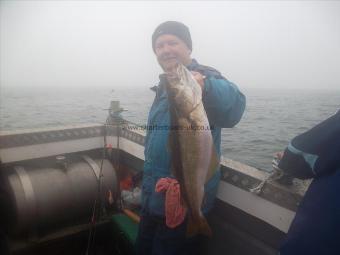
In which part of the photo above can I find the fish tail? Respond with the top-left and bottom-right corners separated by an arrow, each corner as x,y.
186,215 -> 212,237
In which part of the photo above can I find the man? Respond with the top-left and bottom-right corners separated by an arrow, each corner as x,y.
135,21 -> 246,255
277,110 -> 340,255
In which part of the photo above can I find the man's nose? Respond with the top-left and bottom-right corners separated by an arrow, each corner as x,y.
161,43 -> 173,54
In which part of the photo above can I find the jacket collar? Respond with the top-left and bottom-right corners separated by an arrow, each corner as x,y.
186,58 -> 199,71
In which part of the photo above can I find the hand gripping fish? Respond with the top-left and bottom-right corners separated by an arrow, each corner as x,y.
165,64 -> 220,237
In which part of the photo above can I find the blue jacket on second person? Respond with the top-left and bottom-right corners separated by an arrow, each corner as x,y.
279,110 -> 340,255
141,59 -> 246,216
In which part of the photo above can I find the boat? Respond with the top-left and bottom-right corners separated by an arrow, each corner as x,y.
0,101 -> 308,255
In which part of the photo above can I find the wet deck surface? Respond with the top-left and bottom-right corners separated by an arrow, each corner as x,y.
7,223 -> 134,255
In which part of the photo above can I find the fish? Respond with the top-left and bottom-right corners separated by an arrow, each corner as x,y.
165,64 -> 220,237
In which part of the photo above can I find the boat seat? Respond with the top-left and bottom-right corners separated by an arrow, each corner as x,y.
111,213 -> 139,254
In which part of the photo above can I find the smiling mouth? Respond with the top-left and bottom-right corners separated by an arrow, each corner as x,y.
161,56 -> 177,61
163,58 -> 178,64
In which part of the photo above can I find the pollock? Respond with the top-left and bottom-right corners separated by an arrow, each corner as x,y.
166,64 -> 219,237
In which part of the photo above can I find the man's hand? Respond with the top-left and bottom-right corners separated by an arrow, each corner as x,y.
272,151 -> 284,170
275,151 -> 284,160
272,151 -> 293,185
191,71 -> 206,90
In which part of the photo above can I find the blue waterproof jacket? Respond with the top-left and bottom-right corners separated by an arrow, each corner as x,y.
141,59 -> 246,216
279,110 -> 340,255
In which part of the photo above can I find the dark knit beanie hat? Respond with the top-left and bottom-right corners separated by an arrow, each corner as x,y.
152,21 -> 192,52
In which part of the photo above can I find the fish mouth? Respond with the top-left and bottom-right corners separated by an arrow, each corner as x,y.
159,57 -> 180,72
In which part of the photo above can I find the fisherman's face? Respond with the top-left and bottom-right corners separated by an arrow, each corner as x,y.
154,34 -> 192,72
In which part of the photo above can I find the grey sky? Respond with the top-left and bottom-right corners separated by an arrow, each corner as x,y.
1,1 -> 339,90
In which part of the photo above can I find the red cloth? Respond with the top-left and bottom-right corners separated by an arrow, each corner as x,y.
155,177 -> 187,228
120,175 -> 133,190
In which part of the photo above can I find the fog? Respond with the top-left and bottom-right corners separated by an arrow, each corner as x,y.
1,1 -> 340,90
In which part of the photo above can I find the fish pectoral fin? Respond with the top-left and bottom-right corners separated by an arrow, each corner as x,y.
186,215 -> 212,237
205,146 -> 219,183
